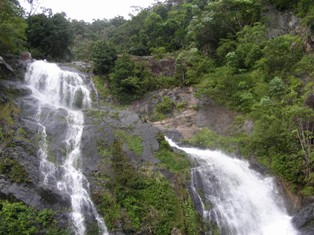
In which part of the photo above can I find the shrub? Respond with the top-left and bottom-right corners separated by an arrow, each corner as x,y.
92,40 -> 117,75
151,96 -> 175,121
0,201 -> 67,235
109,54 -> 151,103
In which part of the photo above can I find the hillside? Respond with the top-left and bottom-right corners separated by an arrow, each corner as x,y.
1,0 -> 314,234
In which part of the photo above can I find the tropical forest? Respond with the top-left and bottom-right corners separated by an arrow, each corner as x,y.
1,0 -> 314,234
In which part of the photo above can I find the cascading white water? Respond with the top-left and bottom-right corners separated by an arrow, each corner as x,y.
25,60 -> 108,235
166,137 -> 298,235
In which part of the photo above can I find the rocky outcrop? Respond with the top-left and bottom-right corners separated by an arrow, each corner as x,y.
81,107 -> 161,182
129,87 -> 240,140
263,6 -> 314,52
19,52 -> 32,61
0,59 -> 71,228
264,6 -> 301,39
292,203 -> 314,234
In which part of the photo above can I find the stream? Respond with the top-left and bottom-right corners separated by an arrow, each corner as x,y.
166,137 -> 298,235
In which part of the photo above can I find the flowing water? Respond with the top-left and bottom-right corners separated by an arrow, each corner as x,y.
166,137 -> 298,235
25,60 -> 108,235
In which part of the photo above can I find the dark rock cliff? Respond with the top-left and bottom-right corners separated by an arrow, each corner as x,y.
0,64 -> 71,227
0,57 -> 199,234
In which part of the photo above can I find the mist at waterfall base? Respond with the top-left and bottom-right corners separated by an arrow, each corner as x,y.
166,138 -> 298,235
24,60 -> 108,235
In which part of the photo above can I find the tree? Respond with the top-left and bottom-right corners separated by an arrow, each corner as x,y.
289,106 -> 314,178
92,40 -> 117,75
255,34 -> 303,77
0,0 -> 27,54
175,48 -> 213,85
187,0 -> 261,55
26,12 -> 73,60
109,54 -> 150,103
269,76 -> 285,98
217,23 -> 267,69
23,0 -> 42,17
109,9 -> 151,54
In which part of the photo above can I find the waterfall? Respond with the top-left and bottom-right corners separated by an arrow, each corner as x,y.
25,60 -> 108,235
166,137 -> 298,235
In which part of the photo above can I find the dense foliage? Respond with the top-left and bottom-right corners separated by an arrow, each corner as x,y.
0,201 -> 67,235
82,0 -> 314,198
0,0 -> 26,54
26,12 -> 73,60
2,0 -> 314,233
0,1 -> 73,60
109,54 -> 152,102
93,134 -> 199,234
92,40 -> 117,75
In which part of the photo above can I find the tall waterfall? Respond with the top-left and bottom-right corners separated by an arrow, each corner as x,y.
25,60 -> 108,235
166,138 -> 298,235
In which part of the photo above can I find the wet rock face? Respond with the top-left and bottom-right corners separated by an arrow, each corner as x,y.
0,68 -> 71,227
1,58 -> 164,233
292,203 -> 314,235
0,177 -> 70,210
81,108 -> 161,180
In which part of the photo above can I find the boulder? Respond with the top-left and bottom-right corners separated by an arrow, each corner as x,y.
19,52 -> 32,61
0,177 -> 70,210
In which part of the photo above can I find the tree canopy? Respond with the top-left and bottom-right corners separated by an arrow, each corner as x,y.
92,40 -> 117,75
0,0 -> 26,54
26,12 -> 73,60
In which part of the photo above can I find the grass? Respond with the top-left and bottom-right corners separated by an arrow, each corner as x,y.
150,96 -> 175,121
91,76 -> 110,105
0,102 -> 19,126
114,130 -> 143,156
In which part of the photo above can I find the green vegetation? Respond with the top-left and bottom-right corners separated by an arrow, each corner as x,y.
0,101 -> 24,146
186,128 -> 235,152
0,0 -> 26,54
109,54 -> 153,103
65,0 -> 313,199
94,140 -> 200,234
92,40 -> 117,75
151,96 -> 175,121
26,12 -> 73,61
2,0 -> 314,232
0,1 -> 72,60
0,158 -> 29,183
155,133 -> 191,173
0,102 -> 20,126
192,19 -> 314,194
92,76 -> 110,103
0,201 -> 68,235
114,130 -> 143,156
